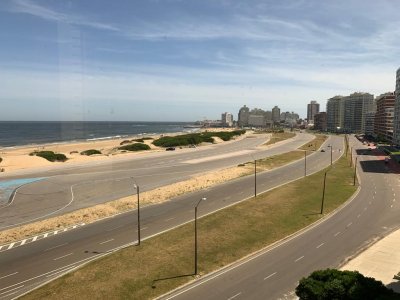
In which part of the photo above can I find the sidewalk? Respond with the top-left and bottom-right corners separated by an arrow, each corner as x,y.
341,229 -> 400,293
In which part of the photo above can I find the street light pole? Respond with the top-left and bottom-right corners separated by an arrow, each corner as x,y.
330,145 -> 333,165
133,183 -> 141,246
320,170 -> 328,214
254,159 -> 257,197
195,197 -> 206,275
353,156 -> 358,186
350,147 -> 353,167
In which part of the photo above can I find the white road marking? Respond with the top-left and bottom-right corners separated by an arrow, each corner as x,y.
20,239 -> 27,246
165,217 -> 175,222
264,272 -> 277,280
227,292 -> 242,300
7,243 -> 15,250
0,272 -> 18,280
106,225 -> 123,232
32,236 -> 38,242
0,284 -> 24,296
43,233 -> 49,238
347,222 -> 352,227
138,227 -> 148,231
44,243 -> 68,252
391,205 -> 393,208
334,232 -> 341,237
53,253 -> 73,261
357,214 -> 361,218
316,243 -> 324,249
46,267 -> 74,278
100,239 -> 114,245
294,256 -> 304,262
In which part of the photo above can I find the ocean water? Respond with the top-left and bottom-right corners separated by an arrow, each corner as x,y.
0,121 -> 194,148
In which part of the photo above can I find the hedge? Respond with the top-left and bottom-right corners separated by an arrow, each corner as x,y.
118,143 -> 151,152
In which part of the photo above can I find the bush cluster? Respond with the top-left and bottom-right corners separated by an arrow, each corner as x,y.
153,130 -> 245,147
0,157 -> 2,163
30,151 -> 68,162
118,143 -> 151,152
296,269 -> 399,300
80,149 -> 102,156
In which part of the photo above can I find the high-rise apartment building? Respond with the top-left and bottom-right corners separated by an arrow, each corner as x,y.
374,92 -> 395,142
364,112 -> 375,136
238,105 -> 250,127
326,96 -> 344,132
393,68 -> 400,145
272,106 -> 280,123
221,112 -> 233,127
314,112 -> 327,131
307,101 -> 320,124
343,92 -> 374,133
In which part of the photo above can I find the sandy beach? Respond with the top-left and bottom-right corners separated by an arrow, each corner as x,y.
0,128 -> 246,173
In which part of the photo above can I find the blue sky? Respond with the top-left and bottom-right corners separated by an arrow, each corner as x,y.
0,0 -> 399,121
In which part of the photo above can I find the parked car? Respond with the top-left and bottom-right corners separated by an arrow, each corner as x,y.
166,147 -> 176,151
320,149 -> 325,152
188,144 -> 196,148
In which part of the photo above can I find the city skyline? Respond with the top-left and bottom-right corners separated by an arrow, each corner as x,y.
0,0 -> 399,121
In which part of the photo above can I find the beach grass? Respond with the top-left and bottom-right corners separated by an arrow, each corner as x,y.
29,151 -> 68,162
118,143 -> 151,151
80,149 -> 102,156
22,154 -> 356,300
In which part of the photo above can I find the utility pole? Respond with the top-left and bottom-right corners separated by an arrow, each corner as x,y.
254,159 -> 257,197
320,171 -> 328,214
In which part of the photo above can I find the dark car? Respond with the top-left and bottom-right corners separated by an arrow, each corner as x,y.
320,149 -> 325,152
166,147 -> 176,151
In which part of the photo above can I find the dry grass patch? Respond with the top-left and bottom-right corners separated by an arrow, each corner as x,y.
23,155 -> 356,300
264,131 -> 296,146
299,134 -> 327,151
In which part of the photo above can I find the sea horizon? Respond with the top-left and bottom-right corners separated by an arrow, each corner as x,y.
0,121 -> 196,148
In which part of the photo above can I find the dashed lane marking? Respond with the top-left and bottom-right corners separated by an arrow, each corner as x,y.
44,243 -> 68,252
357,214 -> 361,218
53,253 -> 73,261
0,272 -> 18,280
99,239 -> 114,245
227,292 -> 241,300
334,231 -> 341,237
0,284 -> 24,296
165,217 -> 176,222
294,256 -> 304,262
0,223 -> 85,253
316,243 -> 324,249
264,272 -> 277,280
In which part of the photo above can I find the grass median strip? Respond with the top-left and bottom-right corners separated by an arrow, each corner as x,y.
263,131 -> 296,146
23,153 -> 356,300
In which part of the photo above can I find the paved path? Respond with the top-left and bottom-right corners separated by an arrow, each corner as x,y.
341,228 -> 400,293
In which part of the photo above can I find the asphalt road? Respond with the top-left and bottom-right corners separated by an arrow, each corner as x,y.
0,135 -> 343,299
0,133 -> 315,230
162,136 -> 400,300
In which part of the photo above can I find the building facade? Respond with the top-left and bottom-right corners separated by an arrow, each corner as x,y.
326,96 -> 344,132
272,106 -> 280,123
248,115 -> 266,127
221,112 -> 233,127
238,105 -> 250,127
314,112 -> 327,131
364,112 -> 375,136
343,92 -> 374,133
307,101 -> 320,125
374,92 -> 395,142
393,68 -> 400,145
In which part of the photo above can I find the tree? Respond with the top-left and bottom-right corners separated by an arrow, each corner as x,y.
296,269 -> 400,300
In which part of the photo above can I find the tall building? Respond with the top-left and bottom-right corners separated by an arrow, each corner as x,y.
307,101 -> 320,124
343,92 -> 374,133
248,115 -> 266,127
374,92 -> 395,142
272,106 -> 280,123
393,68 -> 400,145
221,112 -> 233,127
364,112 -> 375,136
314,112 -> 327,131
238,105 -> 249,127
326,96 -> 345,132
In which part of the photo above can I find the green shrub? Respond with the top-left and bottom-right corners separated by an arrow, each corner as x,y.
120,140 -> 131,145
0,157 -> 2,163
80,149 -> 101,156
152,130 -> 245,147
296,269 -> 399,300
141,137 -> 153,140
118,143 -> 151,152
133,138 -> 144,143
30,151 -> 68,162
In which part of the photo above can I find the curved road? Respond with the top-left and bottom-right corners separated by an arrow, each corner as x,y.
0,133 -> 314,230
162,136 -> 400,300
0,135 -> 343,299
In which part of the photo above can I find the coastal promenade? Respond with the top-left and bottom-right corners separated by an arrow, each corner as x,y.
0,134 -> 340,299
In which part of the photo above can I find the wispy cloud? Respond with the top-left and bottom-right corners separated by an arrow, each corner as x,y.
7,0 -> 119,31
